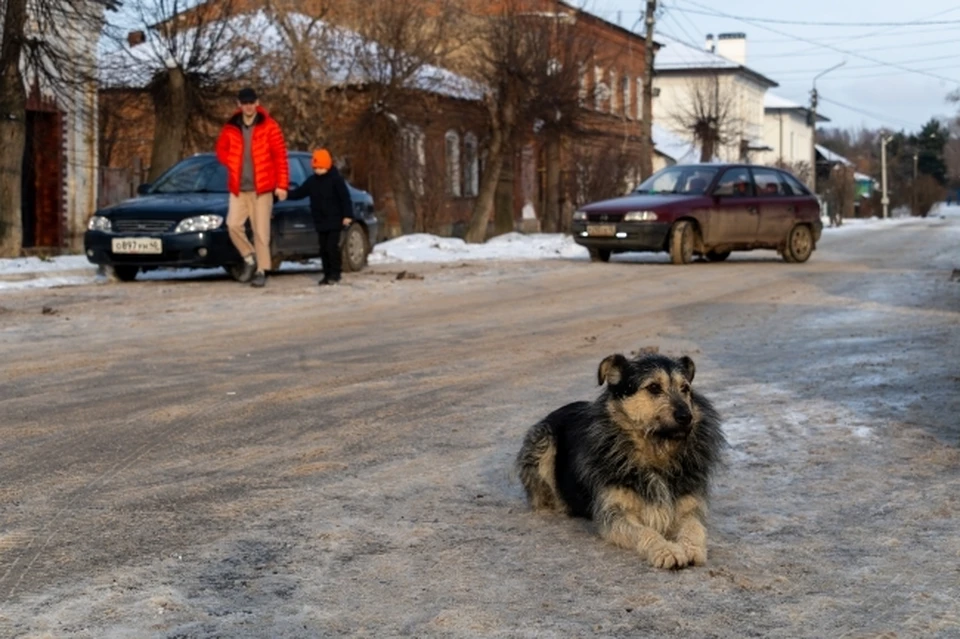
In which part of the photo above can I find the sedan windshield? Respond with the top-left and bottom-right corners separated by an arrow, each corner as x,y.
150,157 -> 229,194
633,166 -> 719,195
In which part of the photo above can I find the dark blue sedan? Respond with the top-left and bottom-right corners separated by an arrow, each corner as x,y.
84,151 -> 379,281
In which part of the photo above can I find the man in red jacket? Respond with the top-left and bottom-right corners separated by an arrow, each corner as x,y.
215,87 -> 289,287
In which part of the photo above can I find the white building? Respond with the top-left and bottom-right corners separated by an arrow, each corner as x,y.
760,93 -> 829,179
652,32 -> 777,163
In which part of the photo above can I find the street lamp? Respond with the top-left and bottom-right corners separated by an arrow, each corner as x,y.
810,61 -> 846,194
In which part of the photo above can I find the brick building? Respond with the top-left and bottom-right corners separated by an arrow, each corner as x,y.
99,0 -> 654,239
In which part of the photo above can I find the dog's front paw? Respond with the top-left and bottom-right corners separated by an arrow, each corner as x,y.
680,541 -> 707,566
647,542 -> 689,569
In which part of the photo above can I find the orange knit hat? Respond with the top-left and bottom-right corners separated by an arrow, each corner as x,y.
312,149 -> 333,170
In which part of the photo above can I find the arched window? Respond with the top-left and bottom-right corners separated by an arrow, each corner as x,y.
610,70 -> 619,113
402,125 -> 425,196
621,74 -> 631,118
636,77 -> 644,120
463,133 -> 479,197
445,130 -> 461,197
594,66 -> 608,111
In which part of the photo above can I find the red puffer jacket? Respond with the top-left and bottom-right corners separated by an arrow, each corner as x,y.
215,107 -> 289,195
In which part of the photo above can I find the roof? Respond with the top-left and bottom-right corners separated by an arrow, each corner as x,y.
764,93 -> 830,123
100,10 -> 484,101
653,33 -> 778,88
816,144 -> 854,167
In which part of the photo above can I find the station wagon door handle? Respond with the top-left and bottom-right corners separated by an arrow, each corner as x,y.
787,205 -> 797,213
747,206 -> 759,214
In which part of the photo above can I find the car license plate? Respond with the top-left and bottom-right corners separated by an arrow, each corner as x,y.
587,224 -> 616,237
111,237 -> 162,254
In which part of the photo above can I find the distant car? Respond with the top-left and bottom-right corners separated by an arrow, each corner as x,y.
84,151 -> 379,281
572,163 -> 822,264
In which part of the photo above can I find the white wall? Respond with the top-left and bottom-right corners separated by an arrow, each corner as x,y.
653,71 -> 770,163
760,109 -> 815,170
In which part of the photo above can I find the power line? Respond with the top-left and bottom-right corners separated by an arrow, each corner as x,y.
674,0 -> 960,86
750,5 -> 960,58
771,54 -> 960,76
673,6 -> 960,27
661,7 -> 700,52
774,64 -> 960,82
760,37 -> 960,59
666,0 -> 703,42
747,25 -> 960,43
818,96 -> 917,128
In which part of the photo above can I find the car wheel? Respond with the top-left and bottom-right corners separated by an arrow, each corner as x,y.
784,224 -> 814,263
669,221 -> 695,265
341,224 -> 369,273
706,250 -> 730,262
588,248 -> 611,263
112,265 -> 139,282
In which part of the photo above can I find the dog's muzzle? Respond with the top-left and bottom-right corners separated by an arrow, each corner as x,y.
654,407 -> 693,440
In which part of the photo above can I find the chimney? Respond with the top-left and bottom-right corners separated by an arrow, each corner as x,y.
716,32 -> 747,65
704,33 -> 715,53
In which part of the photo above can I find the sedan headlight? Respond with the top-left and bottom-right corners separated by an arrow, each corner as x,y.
87,215 -> 112,231
572,210 -> 587,221
174,215 -> 224,233
623,210 -> 658,222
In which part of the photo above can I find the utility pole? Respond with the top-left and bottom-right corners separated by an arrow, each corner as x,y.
810,61 -> 846,194
881,134 -> 891,219
640,0 -> 656,179
912,151 -> 919,215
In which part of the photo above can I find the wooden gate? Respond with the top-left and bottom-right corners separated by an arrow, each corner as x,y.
21,109 -> 64,249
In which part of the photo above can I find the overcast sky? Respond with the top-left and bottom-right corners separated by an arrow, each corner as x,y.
583,0 -> 960,133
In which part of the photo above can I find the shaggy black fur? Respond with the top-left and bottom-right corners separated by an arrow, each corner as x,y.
517,352 -> 726,568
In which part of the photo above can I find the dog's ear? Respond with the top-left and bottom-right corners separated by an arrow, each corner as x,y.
598,354 -> 629,386
678,355 -> 696,382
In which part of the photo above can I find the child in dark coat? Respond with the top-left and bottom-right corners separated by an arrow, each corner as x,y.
287,148 -> 355,285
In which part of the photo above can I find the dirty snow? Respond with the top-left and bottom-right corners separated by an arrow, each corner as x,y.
2,204 -> 958,292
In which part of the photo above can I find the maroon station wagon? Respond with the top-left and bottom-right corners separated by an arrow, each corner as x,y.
572,163 -> 823,264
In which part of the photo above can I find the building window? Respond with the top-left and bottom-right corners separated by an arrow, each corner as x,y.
445,130 -> 461,197
594,66 -> 608,112
610,70 -> 618,113
621,74 -> 631,118
463,133 -> 479,197
636,77 -> 644,120
578,64 -> 587,106
402,125 -> 425,196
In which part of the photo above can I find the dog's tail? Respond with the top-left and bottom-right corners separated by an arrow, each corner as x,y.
517,420 -> 562,512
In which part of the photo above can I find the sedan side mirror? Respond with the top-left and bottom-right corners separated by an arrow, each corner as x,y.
136,183 -> 151,196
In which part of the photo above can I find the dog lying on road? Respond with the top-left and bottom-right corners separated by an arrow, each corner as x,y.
517,352 -> 725,569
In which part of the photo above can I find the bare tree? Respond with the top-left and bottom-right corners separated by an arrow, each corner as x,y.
570,144 -> 634,208
347,0 -> 469,234
526,10 -> 598,234
101,0 -> 253,182
0,0 -> 114,255
463,0 -> 587,243
234,1 -> 338,151
775,159 -> 813,185
824,163 -> 854,227
669,74 -> 738,163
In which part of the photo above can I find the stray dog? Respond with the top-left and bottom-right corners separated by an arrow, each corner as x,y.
516,352 -> 725,569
